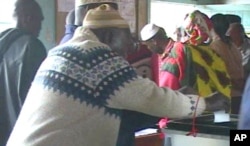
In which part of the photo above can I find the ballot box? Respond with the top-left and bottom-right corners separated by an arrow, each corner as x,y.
135,114 -> 238,146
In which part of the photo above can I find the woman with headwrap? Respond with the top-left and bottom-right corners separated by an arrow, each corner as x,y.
141,10 -> 232,102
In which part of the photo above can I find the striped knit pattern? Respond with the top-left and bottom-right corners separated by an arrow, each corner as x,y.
35,41 -> 137,117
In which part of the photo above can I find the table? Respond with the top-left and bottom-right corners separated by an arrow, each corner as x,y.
135,114 -> 238,146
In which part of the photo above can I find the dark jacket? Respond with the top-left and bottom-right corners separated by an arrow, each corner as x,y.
0,28 -> 47,145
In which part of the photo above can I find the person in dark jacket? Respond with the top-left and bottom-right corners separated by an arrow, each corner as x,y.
0,0 -> 47,145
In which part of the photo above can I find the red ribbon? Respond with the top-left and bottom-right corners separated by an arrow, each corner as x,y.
157,95 -> 201,138
158,117 -> 170,139
186,95 -> 201,137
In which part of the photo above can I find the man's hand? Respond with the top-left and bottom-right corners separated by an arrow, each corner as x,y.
204,92 -> 230,112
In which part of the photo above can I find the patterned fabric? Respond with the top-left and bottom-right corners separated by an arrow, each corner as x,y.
160,42 -> 232,98
190,44 -> 231,97
158,39 -> 180,88
210,37 -> 244,97
36,42 -> 136,116
183,10 -> 213,46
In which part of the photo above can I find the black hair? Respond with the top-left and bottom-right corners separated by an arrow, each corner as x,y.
210,13 -> 231,44
13,0 -> 40,19
225,14 -> 241,24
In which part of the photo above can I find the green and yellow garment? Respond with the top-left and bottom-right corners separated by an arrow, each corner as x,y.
160,42 -> 232,98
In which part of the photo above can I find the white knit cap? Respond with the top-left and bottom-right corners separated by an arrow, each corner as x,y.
75,0 -> 117,7
82,4 -> 129,29
140,23 -> 160,41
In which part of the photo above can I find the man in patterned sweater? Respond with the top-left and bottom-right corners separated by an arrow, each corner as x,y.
7,4 -> 229,146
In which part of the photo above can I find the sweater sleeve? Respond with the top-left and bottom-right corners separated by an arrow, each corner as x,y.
106,76 -> 206,119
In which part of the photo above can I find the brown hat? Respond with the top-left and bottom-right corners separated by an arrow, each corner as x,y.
82,4 -> 129,29
75,0 -> 117,7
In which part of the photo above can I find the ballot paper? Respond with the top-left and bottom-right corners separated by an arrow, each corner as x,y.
214,110 -> 230,123
135,128 -> 158,137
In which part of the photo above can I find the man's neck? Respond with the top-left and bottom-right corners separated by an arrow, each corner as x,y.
161,38 -> 174,59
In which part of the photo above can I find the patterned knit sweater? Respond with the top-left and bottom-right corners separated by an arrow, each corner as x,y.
7,28 -> 206,146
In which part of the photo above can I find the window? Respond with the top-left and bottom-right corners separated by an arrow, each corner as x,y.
0,1 -> 16,32
150,1 -> 196,41
150,1 -> 250,40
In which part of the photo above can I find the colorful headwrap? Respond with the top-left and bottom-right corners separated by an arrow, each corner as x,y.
183,10 -> 213,46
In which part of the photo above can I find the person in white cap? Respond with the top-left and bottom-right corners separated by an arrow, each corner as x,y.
7,4 -> 229,146
140,23 -> 176,86
140,24 -> 171,55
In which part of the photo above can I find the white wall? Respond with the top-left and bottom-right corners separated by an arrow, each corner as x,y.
0,0 -> 16,32
150,1 -> 196,40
